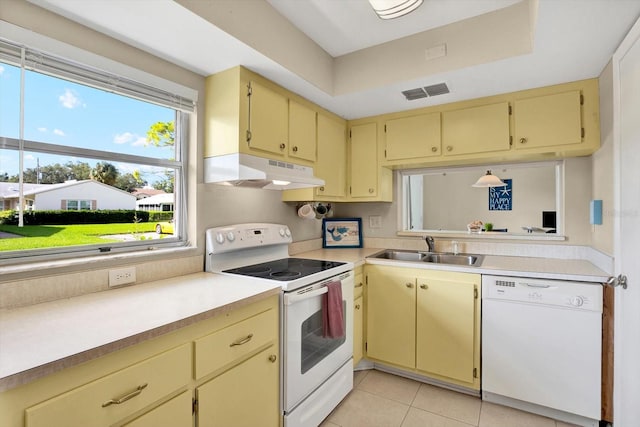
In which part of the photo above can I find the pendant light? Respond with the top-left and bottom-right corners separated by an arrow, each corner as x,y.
368,0 -> 424,20
472,170 -> 507,188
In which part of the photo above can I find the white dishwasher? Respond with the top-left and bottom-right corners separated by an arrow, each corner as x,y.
482,275 -> 602,427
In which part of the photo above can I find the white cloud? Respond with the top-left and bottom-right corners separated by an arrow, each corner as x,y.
53,129 -> 65,136
133,136 -> 149,147
24,154 -> 35,161
113,132 -> 134,144
59,89 -> 83,109
37,127 -> 48,132
0,65 -> 5,75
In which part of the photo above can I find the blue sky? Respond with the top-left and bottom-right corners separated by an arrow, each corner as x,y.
0,61 -> 175,183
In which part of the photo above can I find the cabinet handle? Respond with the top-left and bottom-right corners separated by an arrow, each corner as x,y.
369,188 -> 374,194
279,143 -> 286,150
102,383 -> 148,407
319,186 -> 325,192
268,354 -> 277,363
420,284 -> 428,290
446,146 -> 453,152
355,304 -> 361,310
355,282 -> 363,288
292,146 -> 298,152
519,137 -> 527,144
405,283 -> 414,288
230,333 -> 254,347
431,146 -> 437,152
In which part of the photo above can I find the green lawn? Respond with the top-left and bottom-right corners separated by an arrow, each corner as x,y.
0,223 -> 158,251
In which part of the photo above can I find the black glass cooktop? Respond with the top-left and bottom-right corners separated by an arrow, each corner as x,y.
223,258 -> 346,282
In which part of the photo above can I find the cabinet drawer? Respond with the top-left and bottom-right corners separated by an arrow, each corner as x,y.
25,344 -> 191,427
124,390 -> 192,427
194,307 -> 277,379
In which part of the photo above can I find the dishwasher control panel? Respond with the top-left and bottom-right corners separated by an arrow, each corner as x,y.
482,275 -> 603,312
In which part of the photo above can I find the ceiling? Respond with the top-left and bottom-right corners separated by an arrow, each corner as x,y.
28,0 -> 640,120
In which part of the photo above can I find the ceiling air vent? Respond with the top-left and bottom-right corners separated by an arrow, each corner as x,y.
402,83 -> 449,101
424,82 -> 449,96
401,88 -> 428,101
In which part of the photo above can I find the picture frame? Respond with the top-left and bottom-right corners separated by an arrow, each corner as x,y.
322,218 -> 363,248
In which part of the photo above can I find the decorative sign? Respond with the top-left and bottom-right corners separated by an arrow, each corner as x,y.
489,179 -> 512,211
322,218 -> 363,248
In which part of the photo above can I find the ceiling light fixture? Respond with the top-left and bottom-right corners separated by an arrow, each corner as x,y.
368,0 -> 424,20
472,170 -> 507,188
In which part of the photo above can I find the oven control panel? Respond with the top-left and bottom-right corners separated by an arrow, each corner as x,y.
206,223 -> 292,254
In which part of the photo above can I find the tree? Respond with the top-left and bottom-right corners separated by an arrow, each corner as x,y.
66,161 -> 92,181
153,170 -> 174,193
146,121 -> 174,147
115,173 -> 146,192
0,172 -> 8,182
91,162 -> 119,186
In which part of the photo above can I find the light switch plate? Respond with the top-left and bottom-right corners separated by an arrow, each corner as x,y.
369,215 -> 382,229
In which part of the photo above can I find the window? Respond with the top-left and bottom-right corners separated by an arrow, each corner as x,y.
0,38 -> 195,263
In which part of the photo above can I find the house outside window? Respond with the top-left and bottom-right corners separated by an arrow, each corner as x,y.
0,37 -> 195,264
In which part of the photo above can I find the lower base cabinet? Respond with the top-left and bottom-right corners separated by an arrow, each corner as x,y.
197,347 -> 280,427
0,294 -> 280,427
365,265 -> 481,390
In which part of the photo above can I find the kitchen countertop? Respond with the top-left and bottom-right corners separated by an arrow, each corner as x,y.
0,248 -> 609,392
0,272 -> 281,392
296,248 -> 610,283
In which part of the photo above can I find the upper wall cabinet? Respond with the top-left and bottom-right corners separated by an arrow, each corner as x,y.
513,90 -> 582,150
204,66 -> 318,167
369,78 -> 600,169
282,112 -> 347,202
442,102 -> 511,157
348,123 -> 393,202
247,80 -> 289,157
384,113 -> 441,161
288,100 -> 317,162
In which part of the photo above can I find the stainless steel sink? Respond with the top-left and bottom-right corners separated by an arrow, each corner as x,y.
371,250 -> 427,262
369,249 -> 483,266
422,253 -> 483,266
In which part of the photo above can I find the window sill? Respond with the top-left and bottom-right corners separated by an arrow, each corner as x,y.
397,230 -> 567,241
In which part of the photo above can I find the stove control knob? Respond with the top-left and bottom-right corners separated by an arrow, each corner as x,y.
279,228 -> 286,237
284,228 -> 291,237
216,233 -> 225,244
570,296 -> 584,307
226,232 -> 235,242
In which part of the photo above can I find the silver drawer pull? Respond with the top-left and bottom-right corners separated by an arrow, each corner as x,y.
102,383 -> 148,407
230,333 -> 254,347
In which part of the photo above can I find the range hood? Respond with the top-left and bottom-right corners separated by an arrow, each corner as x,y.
204,153 -> 325,190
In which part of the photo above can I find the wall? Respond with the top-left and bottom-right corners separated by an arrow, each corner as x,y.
592,61 -> 615,255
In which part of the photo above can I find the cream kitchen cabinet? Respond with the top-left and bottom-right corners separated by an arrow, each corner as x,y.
365,265 -> 481,390
348,123 -> 393,202
441,102 -> 511,157
353,265 -> 365,366
282,112 -> 347,201
383,113 -> 441,163
0,294 -> 280,427
205,65 -> 318,167
513,90 -> 583,150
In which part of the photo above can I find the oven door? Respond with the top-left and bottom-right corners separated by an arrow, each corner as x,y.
282,271 -> 354,412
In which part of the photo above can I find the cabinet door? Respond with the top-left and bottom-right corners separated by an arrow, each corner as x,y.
289,100 -> 317,162
197,346 -> 279,427
316,113 -> 347,197
442,102 -> 510,156
366,265 -> 416,369
248,81 -> 288,156
514,90 -> 582,149
350,123 -> 378,198
353,295 -> 364,366
416,275 -> 477,383
124,391 -> 192,427
385,113 -> 441,160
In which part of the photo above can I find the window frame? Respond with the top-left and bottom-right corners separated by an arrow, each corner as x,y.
0,36 -> 195,265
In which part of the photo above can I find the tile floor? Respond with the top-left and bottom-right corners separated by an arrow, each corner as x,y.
320,370 -> 580,427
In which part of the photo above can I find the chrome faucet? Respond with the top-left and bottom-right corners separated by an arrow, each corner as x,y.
425,235 -> 435,252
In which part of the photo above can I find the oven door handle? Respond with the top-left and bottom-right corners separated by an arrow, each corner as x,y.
284,287 -> 328,305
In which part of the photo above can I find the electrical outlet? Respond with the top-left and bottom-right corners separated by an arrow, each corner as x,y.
109,267 -> 136,287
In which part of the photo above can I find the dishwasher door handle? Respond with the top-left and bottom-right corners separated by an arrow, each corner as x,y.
524,283 -> 552,288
